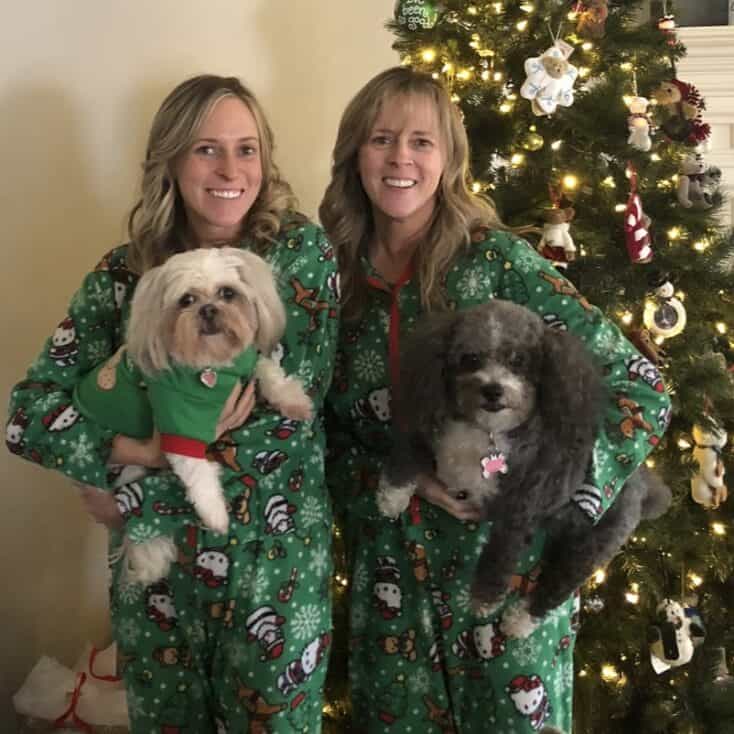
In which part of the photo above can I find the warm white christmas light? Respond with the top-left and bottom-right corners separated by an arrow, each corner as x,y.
712,522 -> 726,536
421,48 -> 437,62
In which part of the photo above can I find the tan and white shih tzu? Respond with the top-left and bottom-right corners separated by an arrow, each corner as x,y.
76,247 -> 311,584
377,299 -> 670,638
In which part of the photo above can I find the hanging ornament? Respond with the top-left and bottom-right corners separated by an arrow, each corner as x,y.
394,0 -> 439,31
576,0 -> 608,39
649,597 -> 706,674
626,73 -> 652,152
624,165 -> 653,263
651,79 -> 711,145
657,1 -> 678,45
583,594 -> 605,613
643,271 -> 687,339
677,152 -> 722,209
537,187 -> 576,268
521,37 -> 579,116
691,421 -> 729,509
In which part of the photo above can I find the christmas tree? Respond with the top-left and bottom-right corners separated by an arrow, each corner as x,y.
373,1 -> 734,732
324,1 -> 734,730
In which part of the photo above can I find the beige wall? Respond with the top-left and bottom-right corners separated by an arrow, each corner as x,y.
0,1 -> 396,727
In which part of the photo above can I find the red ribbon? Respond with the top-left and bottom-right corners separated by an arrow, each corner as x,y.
88,645 -> 121,683
53,672 -> 93,733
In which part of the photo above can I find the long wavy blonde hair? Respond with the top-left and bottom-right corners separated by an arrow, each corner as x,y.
127,75 -> 297,273
319,66 -> 505,321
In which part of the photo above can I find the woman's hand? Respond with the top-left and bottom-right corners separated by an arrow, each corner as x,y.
415,473 -> 481,522
215,379 -> 256,439
76,483 -> 124,531
110,431 -> 168,468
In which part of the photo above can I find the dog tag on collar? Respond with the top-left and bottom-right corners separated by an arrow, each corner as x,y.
200,368 -> 218,388
481,451 -> 508,478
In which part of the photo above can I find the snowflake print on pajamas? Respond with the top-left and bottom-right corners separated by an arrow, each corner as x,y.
511,636 -> 542,666
292,603 -> 323,640
352,560 -> 370,593
67,432 -> 96,468
407,667 -> 431,694
117,579 -> 144,606
456,265 -> 492,299
300,495 -> 326,528
127,523 -> 163,544
85,339 -> 111,365
308,546 -> 330,576
353,349 -> 386,382
505,243 -> 541,274
117,618 -> 142,646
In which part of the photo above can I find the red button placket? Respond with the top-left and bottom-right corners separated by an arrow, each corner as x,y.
366,261 -> 422,525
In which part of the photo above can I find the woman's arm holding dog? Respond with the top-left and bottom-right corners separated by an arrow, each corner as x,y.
492,232 -> 671,521
6,248 -> 132,489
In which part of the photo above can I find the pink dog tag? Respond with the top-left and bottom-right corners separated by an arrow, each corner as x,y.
481,451 -> 508,478
200,368 -> 217,388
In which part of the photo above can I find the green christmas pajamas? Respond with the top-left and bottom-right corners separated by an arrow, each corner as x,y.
325,229 -> 671,733
7,217 -> 339,733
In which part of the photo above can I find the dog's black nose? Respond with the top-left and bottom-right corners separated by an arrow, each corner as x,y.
481,382 -> 504,403
199,303 -> 218,321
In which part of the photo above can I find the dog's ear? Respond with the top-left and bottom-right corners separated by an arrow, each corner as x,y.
395,312 -> 456,432
126,264 -> 171,376
231,250 -> 286,355
537,327 -> 606,491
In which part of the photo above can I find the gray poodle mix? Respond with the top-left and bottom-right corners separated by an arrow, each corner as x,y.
378,299 -> 670,638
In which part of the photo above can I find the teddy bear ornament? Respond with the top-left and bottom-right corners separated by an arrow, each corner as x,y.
678,152 -> 721,209
537,205 -> 576,268
521,40 -> 579,116
691,421 -> 728,509
626,96 -> 652,152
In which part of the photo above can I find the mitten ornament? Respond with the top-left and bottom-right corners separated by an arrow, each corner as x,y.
576,0 -> 608,39
625,168 -> 653,263
652,79 -> 710,145
691,422 -> 728,509
643,271 -> 686,339
394,0 -> 438,30
521,40 -> 578,116
626,96 -> 652,152
537,205 -> 576,268
649,598 -> 705,674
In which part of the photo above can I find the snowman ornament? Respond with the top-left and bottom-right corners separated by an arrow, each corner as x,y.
643,272 -> 686,339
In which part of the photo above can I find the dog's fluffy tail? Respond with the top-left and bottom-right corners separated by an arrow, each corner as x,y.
122,535 -> 178,586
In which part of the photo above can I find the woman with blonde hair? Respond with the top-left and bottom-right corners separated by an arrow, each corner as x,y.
321,66 -> 669,732
8,74 -> 338,732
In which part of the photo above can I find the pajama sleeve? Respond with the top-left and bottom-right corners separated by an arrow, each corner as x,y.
5,247 -> 131,489
487,230 -> 671,521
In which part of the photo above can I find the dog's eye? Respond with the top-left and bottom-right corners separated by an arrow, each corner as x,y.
459,353 -> 482,372
509,352 -> 525,370
178,293 -> 196,308
218,287 -> 237,301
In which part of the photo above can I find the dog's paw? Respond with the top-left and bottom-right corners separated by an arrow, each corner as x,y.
273,380 -> 313,421
195,499 -> 230,535
280,396 -> 313,422
125,536 -> 177,585
500,599 -> 540,639
376,478 -> 415,519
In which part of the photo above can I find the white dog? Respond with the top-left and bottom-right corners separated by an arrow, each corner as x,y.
76,247 -> 311,584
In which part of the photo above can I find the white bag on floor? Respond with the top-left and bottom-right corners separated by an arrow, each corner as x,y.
14,642 -> 129,733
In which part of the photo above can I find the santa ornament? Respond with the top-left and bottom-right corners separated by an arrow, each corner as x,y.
624,167 -> 653,263
537,199 -> 576,269
520,39 -> 579,116
691,421 -> 728,509
643,271 -> 686,339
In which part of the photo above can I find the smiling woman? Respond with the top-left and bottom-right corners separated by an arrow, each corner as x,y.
6,74 -> 339,733
175,96 -> 263,246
